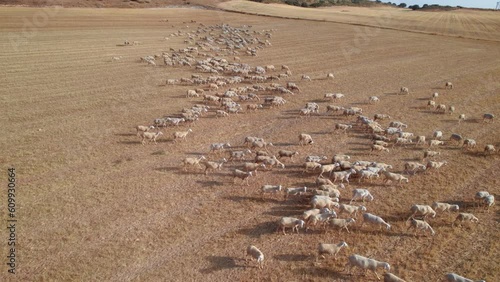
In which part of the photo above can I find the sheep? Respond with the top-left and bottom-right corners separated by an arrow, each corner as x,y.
448,105 -> 456,114
261,184 -> 282,196
475,191 -> 490,206
186,89 -> 199,98
326,105 -> 345,114
407,204 -> 436,221
370,144 -> 390,154
285,186 -> 307,198
415,135 -> 426,146
484,144 -> 496,155
436,104 -> 447,113
404,161 -> 426,175
432,92 -> 439,100
311,197 -> 339,210
306,155 -> 328,163
307,210 -> 337,231
215,110 -> 229,118
251,140 -> 273,151
372,134 -> 391,142
243,136 -> 264,146
136,125 -> 155,136
350,189 -> 374,204
429,140 -> 445,147
229,149 -> 252,162
203,158 -> 227,175
233,169 -> 253,186
383,171 -> 408,185
445,81 -> 454,89
458,114 -> 466,123
483,195 -> 495,210
427,100 -> 436,108
335,123 -> 353,134
325,93 -> 344,100
318,241 -> 348,260
445,273 -> 486,282
301,74 -> 312,81
431,202 -> 459,214
332,169 -> 356,184
453,213 -> 479,227
407,218 -> 435,236
369,96 -> 380,104
423,150 -> 441,160
433,130 -> 443,140
263,156 -> 285,170
278,150 -> 299,162
277,217 -> 305,235
181,155 -> 206,171
246,104 -> 263,111
328,218 -> 356,233
318,163 -> 340,177
462,139 -> 477,150
483,113 -> 494,123
389,121 -> 408,129
243,162 -> 266,175
246,245 -> 264,269
374,113 -> 391,121
140,131 -> 163,145
315,186 -> 341,198
303,208 -> 331,221
345,254 -> 390,280
339,204 -> 367,217
400,87 -> 409,95
361,213 -> 391,231
166,78 -> 178,85
298,133 -> 314,146
383,273 -> 407,282
210,142 -> 231,154
173,128 -> 193,142
426,160 -> 447,173
450,133 -> 463,145
358,170 -> 380,183
286,82 -> 300,92
394,137 -> 413,147
327,73 -> 335,79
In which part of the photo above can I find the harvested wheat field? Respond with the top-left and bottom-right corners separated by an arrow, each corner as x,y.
1,3 -> 499,282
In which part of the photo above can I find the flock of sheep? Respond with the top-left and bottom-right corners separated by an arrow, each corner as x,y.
127,22 -> 496,282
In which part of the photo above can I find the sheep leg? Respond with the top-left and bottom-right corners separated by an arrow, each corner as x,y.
372,269 -> 381,280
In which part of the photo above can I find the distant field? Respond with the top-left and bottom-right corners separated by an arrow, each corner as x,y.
219,1 -> 500,41
1,5 -> 499,282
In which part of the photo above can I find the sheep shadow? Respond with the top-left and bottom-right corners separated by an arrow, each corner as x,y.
224,195 -> 282,204
237,221 -> 276,238
118,140 -> 142,145
273,254 -> 310,262
293,267 -> 350,279
196,180 -> 226,187
199,256 -> 245,274
153,166 -> 180,173
115,133 -> 136,137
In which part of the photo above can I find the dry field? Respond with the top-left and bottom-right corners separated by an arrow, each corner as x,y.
1,5 -> 499,282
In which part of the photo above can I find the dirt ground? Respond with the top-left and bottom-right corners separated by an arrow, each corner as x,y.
0,4 -> 499,282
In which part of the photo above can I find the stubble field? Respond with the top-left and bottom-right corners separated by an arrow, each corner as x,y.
1,4 -> 499,282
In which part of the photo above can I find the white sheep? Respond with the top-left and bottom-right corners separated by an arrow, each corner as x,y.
299,133 -> 314,146
311,196 -> 339,210
429,140 -> 445,147
285,186 -> 307,198
327,73 -> 335,79
173,128 -> 193,142
278,150 -> 299,162
307,210 -> 337,231
140,131 -> 163,145
426,160 -> 447,173
303,162 -> 322,173
423,150 -> 441,160
301,74 -> 312,81
484,144 -> 496,155
384,273 -> 407,282
243,162 -> 266,175
432,92 -> 439,100
358,170 -> 380,183
350,189 -> 374,204
408,204 -> 436,221
370,144 -> 390,154
339,204 -> 367,217
243,136 -> 264,146
400,87 -> 409,95
335,123 -> 353,134
303,208 -> 330,221
318,241 -> 348,260
404,161 -> 426,175
407,218 -> 435,236
332,169 -> 356,184
345,254 -> 390,280
383,171 -> 408,185
203,158 -> 227,175
445,273 -> 486,282
436,104 -> 447,113
229,149 -> 252,162
261,184 -> 282,195
458,114 -> 466,123
316,176 -> 335,186
433,130 -> 443,140
462,139 -> 477,150
277,217 -> 305,235
483,195 -> 495,211
427,100 -> 436,108
246,245 -> 264,269
373,113 -> 391,121
251,140 -> 273,151
306,155 -> 328,163
475,191 -> 490,206
369,96 -> 380,104
210,142 -> 231,153
233,169 -> 252,186
445,81 -> 453,89
181,155 -> 206,171
361,213 -> 391,231
328,218 -> 356,233
318,163 -> 340,177
431,202 -> 459,214
136,125 -> 155,135
453,213 -> 479,227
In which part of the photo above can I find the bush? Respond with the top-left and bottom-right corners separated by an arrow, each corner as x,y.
409,4 -> 420,10
398,3 -> 406,8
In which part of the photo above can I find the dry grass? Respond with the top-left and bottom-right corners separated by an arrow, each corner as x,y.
1,5 -> 499,282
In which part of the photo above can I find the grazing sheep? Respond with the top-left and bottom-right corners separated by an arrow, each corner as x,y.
483,195 -> 495,210
408,204 -> 436,221
325,93 -> 345,100
423,150 -> 441,160
415,135 -> 426,146
327,73 -> 335,79
328,218 -> 356,233
383,171 -> 409,185
407,218 -> 435,236
350,189 -> 374,204
484,144 -> 496,155
445,82 -> 453,89
345,254 -> 390,280
361,213 -> 391,231
450,133 -> 463,145
261,184 -> 282,196
339,204 -> 367,217
243,136 -> 264,147
299,133 -> 314,146
400,87 -> 409,95
453,213 -> 479,227
311,196 -> 339,210
458,114 -> 466,123
370,144 -> 390,154
462,139 -> 477,150
140,131 -> 163,145
277,217 -> 305,235
181,155 -> 206,171
374,113 -> 391,121
307,210 -> 337,231
429,140 -> 445,147
326,105 -> 345,114
246,245 -> 264,269
301,74 -> 312,81
303,208 -> 330,221
335,123 -> 353,134
243,162 -> 266,175
475,191 -> 490,206
427,100 -> 436,108
445,273 -> 485,282
448,105 -> 456,114
483,113 -> 494,123
203,158 -> 227,175
173,128 -> 193,142
433,130 -> 443,140
233,169 -> 252,186
432,92 -> 439,100
404,161 -> 426,175
369,96 -> 380,104
318,241 -> 348,260
384,273 -> 407,282
251,140 -> 273,151
436,104 -> 447,113
432,202 -> 459,214
426,160 -> 447,173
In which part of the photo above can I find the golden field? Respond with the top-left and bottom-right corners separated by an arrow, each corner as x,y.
0,3 -> 499,281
